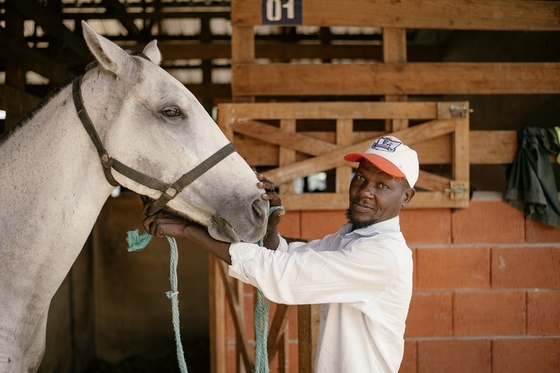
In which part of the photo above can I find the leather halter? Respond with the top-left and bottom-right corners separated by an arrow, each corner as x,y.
72,74 -> 236,215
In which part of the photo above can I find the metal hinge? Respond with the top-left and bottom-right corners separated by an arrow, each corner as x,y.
449,103 -> 470,118
444,181 -> 469,199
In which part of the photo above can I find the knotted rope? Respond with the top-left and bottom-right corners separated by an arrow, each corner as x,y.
125,204 -> 285,373
126,231 -> 189,373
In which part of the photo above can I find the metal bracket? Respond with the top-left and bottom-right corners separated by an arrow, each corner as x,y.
449,103 -> 469,118
444,181 -> 469,199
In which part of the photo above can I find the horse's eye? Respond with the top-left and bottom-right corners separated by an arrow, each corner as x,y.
162,106 -> 182,118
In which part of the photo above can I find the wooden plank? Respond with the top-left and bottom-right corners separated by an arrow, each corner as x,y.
219,102 -> 438,120
280,119 -> 297,194
232,62 -> 560,96
217,261 -> 254,372
416,171 -> 453,192
232,0 -> 560,31
336,119 -> 353,194
297,305 -> 320,373
232,25 -> 255,103
262,119 -> 457,184
233,120 -> 339,156
279,191 -> 469,210
267,304 -> 292,362
209,256 -> 227,373
383,27 -> 409,132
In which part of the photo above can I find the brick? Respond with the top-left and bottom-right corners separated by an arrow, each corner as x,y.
400,208 -> 451,244
415,247 -> 490,290
417,339 -> 491,373
278,210 -> 301,238
526,218 -> 560,243
527,291 -> 560,334
300,210 -> 347,240
454,291 -> 526,335
493,338 -> 560,373
405,292 -> 452,337
399,340 -> 417,373
451,200 -> 525,243
492,246 -> 560,289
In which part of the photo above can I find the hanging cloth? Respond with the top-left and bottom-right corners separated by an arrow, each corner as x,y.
504,127 -> 560,227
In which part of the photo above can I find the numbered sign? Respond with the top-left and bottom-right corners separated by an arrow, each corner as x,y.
262,0 -> 302,25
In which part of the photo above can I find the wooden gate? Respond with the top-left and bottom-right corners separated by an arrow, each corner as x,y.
210,100 -> 470,373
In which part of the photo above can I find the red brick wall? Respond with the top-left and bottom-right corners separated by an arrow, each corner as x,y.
225,195 -> 560,373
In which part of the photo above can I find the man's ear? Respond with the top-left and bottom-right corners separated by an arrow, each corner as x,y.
401,188 -> 416,208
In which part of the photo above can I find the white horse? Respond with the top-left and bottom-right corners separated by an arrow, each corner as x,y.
0,21 -> 268,373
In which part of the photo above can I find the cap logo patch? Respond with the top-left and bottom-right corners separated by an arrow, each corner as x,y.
372,137 -> 402,153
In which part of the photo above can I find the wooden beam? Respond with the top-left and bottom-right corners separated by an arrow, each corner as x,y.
0,27 -> 73,84
101,0 -> 141,36
232,62 -> 560,96
279,190 -> 469,210
0,84 -> 41,125
220,101 -> 438,120
267,304 -> 292,362
232,0 -> 560,31
8,0 -> 90,61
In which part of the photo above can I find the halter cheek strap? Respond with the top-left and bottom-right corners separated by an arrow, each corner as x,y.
72,74 -> 236,215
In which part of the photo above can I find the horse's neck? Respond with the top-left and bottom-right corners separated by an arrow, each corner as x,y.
0,82 -> 114,278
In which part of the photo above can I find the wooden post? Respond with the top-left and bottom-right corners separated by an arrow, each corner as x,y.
297,304 -> 320,373
383,27 -> 408,132
209,255 -> 227,373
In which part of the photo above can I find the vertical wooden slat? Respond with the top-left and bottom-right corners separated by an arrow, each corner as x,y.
280,119 -> 297,195
232,25 -> 255,103
298,304 -> 320,373
453,107 -> 470,184
209,255 -> 227,373
336,118 -> 354,194
235,279 -> 246,373
383,27 -> 409,132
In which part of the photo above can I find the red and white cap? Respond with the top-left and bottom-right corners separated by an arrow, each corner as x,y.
344,136 -> 419,187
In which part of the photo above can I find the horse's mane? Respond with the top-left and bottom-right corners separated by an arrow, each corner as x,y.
0,75 -> 75,146
0,49 -> 150,146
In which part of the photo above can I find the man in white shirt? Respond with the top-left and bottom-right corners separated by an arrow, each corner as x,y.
143,136 -> 418,373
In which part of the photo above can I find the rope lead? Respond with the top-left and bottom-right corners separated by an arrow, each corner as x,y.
125,204 -> 285,373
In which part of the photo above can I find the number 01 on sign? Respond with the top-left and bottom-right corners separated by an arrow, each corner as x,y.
262,0 -> 302,25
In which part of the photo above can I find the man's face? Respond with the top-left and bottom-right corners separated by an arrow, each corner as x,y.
347,160 -> 415,230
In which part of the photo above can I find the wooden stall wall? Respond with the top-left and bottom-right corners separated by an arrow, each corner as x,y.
211,1 -> 560,373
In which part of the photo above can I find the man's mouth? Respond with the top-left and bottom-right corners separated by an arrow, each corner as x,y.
352,201 -> 375,213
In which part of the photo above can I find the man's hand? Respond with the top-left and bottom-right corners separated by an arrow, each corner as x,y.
257,173 -> 284,249
142,209 -> 199,239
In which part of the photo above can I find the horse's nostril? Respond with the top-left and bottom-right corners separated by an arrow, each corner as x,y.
252,199 -> 268,221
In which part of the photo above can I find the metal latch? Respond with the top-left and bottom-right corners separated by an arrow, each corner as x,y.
449,103 -> 469,118
444,181 -> 469,199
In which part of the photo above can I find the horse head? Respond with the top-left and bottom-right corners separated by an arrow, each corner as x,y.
80,21 -> 268,243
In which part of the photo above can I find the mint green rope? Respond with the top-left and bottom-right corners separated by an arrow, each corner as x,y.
254,205 -> 285,373
126,230 -> 188,373
125,204 -> 285,373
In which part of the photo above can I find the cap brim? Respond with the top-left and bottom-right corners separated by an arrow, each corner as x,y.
344,153 -> 406,178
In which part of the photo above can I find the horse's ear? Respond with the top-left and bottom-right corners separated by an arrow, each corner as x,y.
81,20 -> 133,76
143,40 -> 162,65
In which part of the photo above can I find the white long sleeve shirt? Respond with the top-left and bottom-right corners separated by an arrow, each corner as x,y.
228,216 -> 413,373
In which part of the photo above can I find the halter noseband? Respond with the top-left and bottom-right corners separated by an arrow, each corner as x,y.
72,74 -> 236,216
